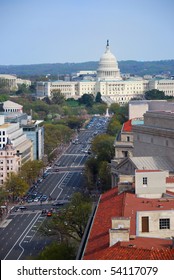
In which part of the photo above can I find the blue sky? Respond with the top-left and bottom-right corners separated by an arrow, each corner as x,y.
0,0 -> 174,65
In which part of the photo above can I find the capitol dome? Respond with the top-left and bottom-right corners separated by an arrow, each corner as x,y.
97,40 -> 121,81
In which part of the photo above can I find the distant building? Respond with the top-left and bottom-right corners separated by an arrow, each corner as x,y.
0,74 -> 18,91
113,119 -> 144,164
21,119 -> 44,160
0,100 -> 44,161
129,99 -> 174,119
2,100 -> 23,113
0,74 -> 31,91
0,138 -> 20,186
0,115 -> 33,186
36,41 -> 174,105
133,110 -> 174,161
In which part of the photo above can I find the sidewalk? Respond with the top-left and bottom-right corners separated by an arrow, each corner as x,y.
0,202 -> 18,227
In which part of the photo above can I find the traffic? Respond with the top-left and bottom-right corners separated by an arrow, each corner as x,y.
0,116 -> 109,259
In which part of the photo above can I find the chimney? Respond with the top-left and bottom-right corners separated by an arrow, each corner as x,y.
109,217 -> 131,247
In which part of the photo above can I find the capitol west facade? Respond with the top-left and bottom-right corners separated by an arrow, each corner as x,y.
36,41 -> 174,104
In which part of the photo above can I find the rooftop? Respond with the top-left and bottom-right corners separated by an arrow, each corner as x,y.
83,187 -> 174,260
122,119 -> 144,132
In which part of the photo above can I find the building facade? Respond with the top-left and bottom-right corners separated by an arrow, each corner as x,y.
0,100 -> 44,161
133,110 -> 174,161
0,74 -> 31,91
21,120 -> 44,160
36,41 -> 174,104
0,116 -> 33,185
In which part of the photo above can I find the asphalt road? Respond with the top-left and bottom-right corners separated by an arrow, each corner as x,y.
0,116 -> 109,260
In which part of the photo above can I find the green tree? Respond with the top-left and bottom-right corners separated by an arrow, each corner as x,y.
20,160 -> 44,185
0,94 -> 8,102
66,116 -> 83,129
4,173 -> 28,201
91,134 -> 115,162
107,118 -> 122,136
40,192 -> 92,242
15,84 -> 30,95
109,103 -> 120,114
84,157 -> 98,190
88,103 -> 107,115
44,123 -> 72,156
35,241 -> 76,260
145,89 -> 166,100
95,92 -> 102,103
78,94 -> 94,107
98,161 -> 111,191
52,90 -> 65,105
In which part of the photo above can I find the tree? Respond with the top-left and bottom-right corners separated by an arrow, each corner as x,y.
4,173 -> 28,201
107,118 -> 122,136
109,103 -> 120,114
66,116 -> 83,129
20,160 -> 44,185
84,157 -> 98,190
78,94 -> 94,107
15,84 -> 30,95
40,192 -> 92,242
52,90 -> 65,105
35,241 -> 76,260
98,161 -> 111,191
144,89 -> 166,100
91,134 -> 115,162
95,92 -> 102,103
88,103 -> 107,115
44,123 -> 72,156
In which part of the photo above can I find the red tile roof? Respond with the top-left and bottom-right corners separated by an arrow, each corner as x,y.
122,119 -> 132,132
84,243 -> 174,260
83,187 -> 174,260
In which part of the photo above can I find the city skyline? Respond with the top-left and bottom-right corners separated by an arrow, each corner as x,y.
0,0 -> 174,65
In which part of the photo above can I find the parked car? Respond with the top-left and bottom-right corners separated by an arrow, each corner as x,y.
40,195 -> 47,202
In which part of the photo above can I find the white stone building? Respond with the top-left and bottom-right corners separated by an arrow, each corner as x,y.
0,74 -> 31,91
36,41 -> 174,104
0,115 -> 33,185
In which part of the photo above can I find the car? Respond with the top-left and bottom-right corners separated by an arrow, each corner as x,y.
41,209 -> 46,214
43,173 -> 49,179
52,201 -> 64,206
19,206 -> 27,210
26,198 -> 33,203
34,197 -> 40,202
47,211 -> 52,217
37,178 -> 43,183
40,195 -> 47,202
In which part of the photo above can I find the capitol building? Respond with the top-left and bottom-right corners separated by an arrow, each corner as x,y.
36,41 -> 174,105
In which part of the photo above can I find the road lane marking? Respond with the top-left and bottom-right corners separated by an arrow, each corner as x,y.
4,212 -> 40,260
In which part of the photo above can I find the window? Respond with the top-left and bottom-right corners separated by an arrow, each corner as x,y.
143,177 -> 147,186
159,218 -> 170,229
127,136 -> 130,142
